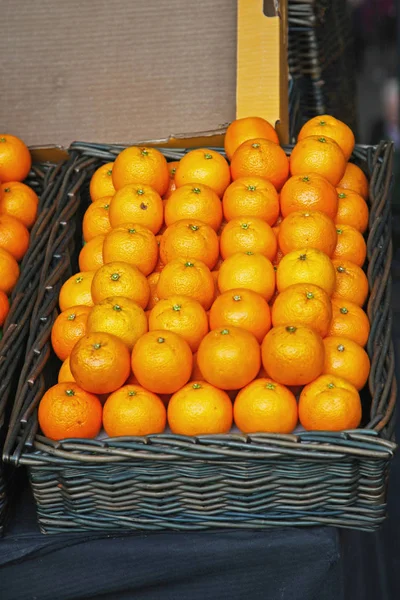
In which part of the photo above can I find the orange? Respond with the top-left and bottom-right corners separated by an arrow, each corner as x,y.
131,330 -> 193,394
163,161 -> 180,199
337,162 -> 369,200
197,326 -> 260,390
89,162 -> 116,201
70,331 -> 131,394
147,272 -> 160,310
59,271 -> 95,311
297,115 -> 355,160
112,146 -> 169,196
230,138 -> 289,191
175,148 -> 230,197
168,382 -> 233,435
0,214 -> 30,260
335,188 -> 369,233
261,325 -> 325,386
280,173 -> 338,220
58,356 -> 75,383
328,298 -> 370,347
0,290 -> 9,326
209,288 -> 271,343
149,295 -> 208,352
0,134 -> 31,183
299,374 -> 361,430
86,296 -> 148,350
332,259 -> 368,307
234,378 -> 298,434
278,211 -> 337,257
332,224 -> 367,267
271,283 -> 332,338
38,382 -> 102,441
82,197 -> 112,242
51,305 -> 91,361
157,258 -> 215,310
218,252 -> 275,301
0,182 -> 38,229
91,261 -> 150,308
224,116 -> 279,161
103,385 -> 166,436
323,336 -> 370,390
276,248 -> 336,296
103,223 -> 158,275
109,183 -> 163,234
0,247 -> 19,295
290,136 -> 346,186
160,219 -> 219,269
222,176 -> 280,225
164,184 -> 222,232
190,352 -> 205,382
78,235 -> 105,272
220,216 -> 277,261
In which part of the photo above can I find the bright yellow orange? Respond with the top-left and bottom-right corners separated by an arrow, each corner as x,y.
175,148 -> 231,197
38,382 -> 102,441
51,305 -> 91,361
163,161 -> 179,199
335,188 -> 369,233
224,117 -> 279,161
230,138 -> 289,191
146,272 -> 160,310
0,181 -> 38,229
70,331 -> 131,394
157,257 -> 215,310
0,214 -> 30,260
323,336 -> 370,390
59,271 -> 95,311
78,235 -> 105,272
298,115 -> 355,160
299,374 -> 362,430
0,134 -> 31,182
261,325 -> 325,386
222,176 -> 280,225
218,252 -> 275,301
89,163 -> 116,201
149,295 -> 208,352
332,224 -> 367,266
198,326 -> 260,390
337,163 -> 369,200
160,219 -> 219,269
271,283 -> 332,337
234,378 -> 298,433
91,261 -> 150,308
209,288 -> 271,343
276,248 -> 336,296
109,183 -> 163,234
220,216 -> 277,261
131,330 -> 193,394
112,146 -> 169,196
328,298 -> 370,347
278,211 -> 337,257
82,197 -> 112,242
168,382 -> 233,435
280,173 -> 338,220
103,223 -> 158,275
164,184 -> 222,232
58,356 -> 75,383
103,385 -> 166,436
332,259 -> 368,307
290,136 -> 346,185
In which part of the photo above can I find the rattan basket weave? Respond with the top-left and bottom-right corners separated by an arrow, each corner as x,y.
3,142 -> 397,533
0,160 -> 61,534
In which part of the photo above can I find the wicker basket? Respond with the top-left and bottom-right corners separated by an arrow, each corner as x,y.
0,159 -> 63,534
3,142 -> 396,533
288,0 -> 357,130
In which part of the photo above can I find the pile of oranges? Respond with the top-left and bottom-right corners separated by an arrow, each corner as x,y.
39,115 -> 371,442
0,134 -> 38,330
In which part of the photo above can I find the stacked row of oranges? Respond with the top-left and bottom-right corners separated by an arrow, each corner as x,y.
39,115 -> 371,441
0,134 -> 39,328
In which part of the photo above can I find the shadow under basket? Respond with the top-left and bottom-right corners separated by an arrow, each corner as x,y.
3,142 -> 397,533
